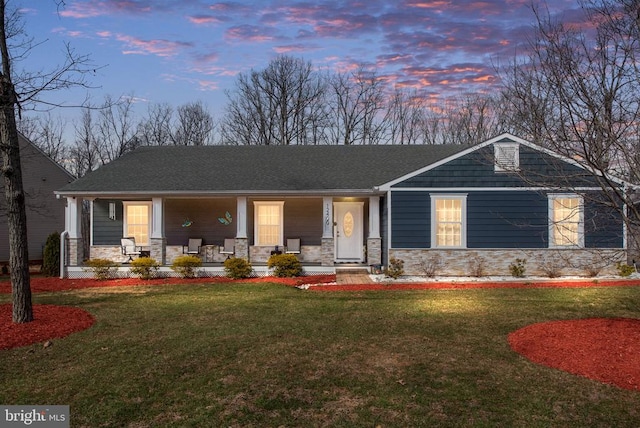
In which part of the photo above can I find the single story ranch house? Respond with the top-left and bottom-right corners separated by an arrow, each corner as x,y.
55,133 -> 627,278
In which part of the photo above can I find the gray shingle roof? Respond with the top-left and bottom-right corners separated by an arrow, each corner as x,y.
57,144 -> 468,195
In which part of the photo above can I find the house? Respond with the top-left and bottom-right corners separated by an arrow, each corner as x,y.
55,133 -> 626,278
0,133 -> 74,264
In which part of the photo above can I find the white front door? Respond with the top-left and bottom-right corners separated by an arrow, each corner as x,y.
334,202 -> 364,262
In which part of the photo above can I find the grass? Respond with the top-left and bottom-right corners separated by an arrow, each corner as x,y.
1,282 -> 640,427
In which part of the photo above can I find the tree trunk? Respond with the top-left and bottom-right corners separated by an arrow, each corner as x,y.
0,0 -> 32,323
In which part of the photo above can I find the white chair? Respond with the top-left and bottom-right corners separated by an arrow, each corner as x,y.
285,238 -> 301,255
121,237 -> 142,262
183,238 -> 202,255
220,238 -> 235,258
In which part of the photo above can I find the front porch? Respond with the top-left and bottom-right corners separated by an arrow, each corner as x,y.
61,195 -> 384,278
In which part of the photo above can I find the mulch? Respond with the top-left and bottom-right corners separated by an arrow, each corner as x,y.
1,275 -> 640,392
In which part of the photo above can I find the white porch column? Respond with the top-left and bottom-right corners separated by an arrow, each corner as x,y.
151,197 -> 164,239
321,197 -> 334,266
369,196 -> 381,239
236,197 -> 247,238
236,197 -> 249,259
65,197 -> 83,265
150,197 -> 166,263
322,197 -> 333,238
367,195 -> 382,267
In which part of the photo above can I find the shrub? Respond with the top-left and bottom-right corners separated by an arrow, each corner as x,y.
539,256 -> 562,278
509,258 -> 527,278
224,257 -> 253,279
616,262 -> 635,277
267,253 -> 303,277
42,231 -> 60,277
171,255 -> 202,278
385,257 -> 404,279
420,254 -> 442,277
469,255 -> 487,277
84,258 -> 119,280
130,257 -> 160,280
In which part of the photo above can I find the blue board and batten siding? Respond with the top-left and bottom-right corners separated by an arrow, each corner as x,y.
389,142 -> 623,250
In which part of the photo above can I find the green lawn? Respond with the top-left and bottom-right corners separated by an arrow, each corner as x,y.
1,283 -> 640,427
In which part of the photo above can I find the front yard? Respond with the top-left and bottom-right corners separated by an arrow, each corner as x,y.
1,281 -> 639,426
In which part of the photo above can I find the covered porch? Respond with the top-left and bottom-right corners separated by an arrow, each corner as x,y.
61,195 -> 383,278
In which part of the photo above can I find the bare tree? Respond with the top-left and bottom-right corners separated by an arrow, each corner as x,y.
69,107 -> 99,178
96,95 -> 139,163
17,113 -> 68,163
328,66 -> 386,145
383,88 -> 426,145
0,1 -> 95,323
174,100 -> 214,146
137,102 -> 175,146
498,0 -> 640,254
221,55 -> 326,145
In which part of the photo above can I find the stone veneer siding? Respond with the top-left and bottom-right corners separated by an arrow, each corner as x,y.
389,248 -> 626,277
249,245 -> 321,263
321,238 -> 334,266
150,238 -> 166,264
68,238 -> 84,266
367,238 -> 381,266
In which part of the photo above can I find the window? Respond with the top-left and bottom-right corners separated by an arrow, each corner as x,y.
123,202 -> 152,246
431,195 -> 467,248
549,194 -> 583,247
254,201 -> 284,246
494,143 -> 519,172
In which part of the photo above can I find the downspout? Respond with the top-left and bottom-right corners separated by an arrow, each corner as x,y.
59,230 -> 68,279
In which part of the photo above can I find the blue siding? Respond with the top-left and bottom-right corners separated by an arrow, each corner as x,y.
393,146 -> 599,189
467,192 -> 548,248
93,200 -> 123,245
391,192 -> 430,248
390,190 -> 624,249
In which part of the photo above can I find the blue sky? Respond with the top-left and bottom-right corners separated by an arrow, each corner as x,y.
19,0 -> 582,123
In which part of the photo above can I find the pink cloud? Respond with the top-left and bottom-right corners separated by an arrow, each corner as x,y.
115,34 -> 193,57
188,15 -> 225,25
60,0 -> 152,18
225,25 -> 279,43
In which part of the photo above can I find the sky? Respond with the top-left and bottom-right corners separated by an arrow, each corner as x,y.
18,0 -> 583,127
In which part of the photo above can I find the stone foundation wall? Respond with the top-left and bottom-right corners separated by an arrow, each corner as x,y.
249,245 -> 321,263
68,238 -> 84,266
389,248 -> 626,277
90,246 -> 126,263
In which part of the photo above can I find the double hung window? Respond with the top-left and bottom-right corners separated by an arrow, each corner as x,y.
431,195 -> 467,248
549,194 -> 583,247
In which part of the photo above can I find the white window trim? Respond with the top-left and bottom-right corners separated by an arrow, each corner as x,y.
548,194 -> 584,248
430,194 -> 467,249
494,143 -> 520,172
253,201 -> 285,247
122,201 -> 152,246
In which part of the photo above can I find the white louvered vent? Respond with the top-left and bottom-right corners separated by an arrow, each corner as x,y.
494,143 -> 519,172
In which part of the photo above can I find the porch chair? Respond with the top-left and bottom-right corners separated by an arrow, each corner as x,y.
183,238 -> 203,255
220,238 -> 235,259
285,238 -> 301,255
121,237 -> 142,262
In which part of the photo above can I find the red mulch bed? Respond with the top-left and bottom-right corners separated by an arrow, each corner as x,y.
509,318 -> 640,391
2,275 -> 640,392
0,304 -> 95,350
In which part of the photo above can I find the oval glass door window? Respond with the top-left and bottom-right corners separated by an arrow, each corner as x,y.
343,211 -> 354,237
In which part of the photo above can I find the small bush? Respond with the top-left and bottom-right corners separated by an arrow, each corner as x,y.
469,255 -> 487,277
224,257 -> 253,279
420,254 -> 442,277
267,253 -> 303,277
130,257 -> 160,280
616,262 -> 635,277
539,256 -> 562,278
385,257 -> 404,279
171,255 -> 202,278
84,258 -> 119,280
509,258 -> 526,278
42,231 -> 60,277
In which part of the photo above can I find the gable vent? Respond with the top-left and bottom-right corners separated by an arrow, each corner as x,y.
494,143 -> 519,172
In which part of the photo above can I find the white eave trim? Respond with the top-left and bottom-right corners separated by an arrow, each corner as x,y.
54,188 -> 386,199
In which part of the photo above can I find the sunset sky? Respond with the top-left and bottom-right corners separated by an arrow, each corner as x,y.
20,0 -> 582,122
